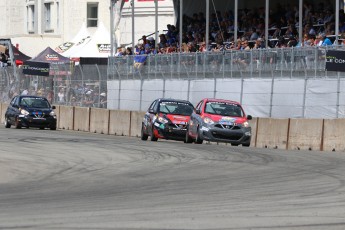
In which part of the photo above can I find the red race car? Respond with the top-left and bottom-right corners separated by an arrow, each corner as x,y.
186,98 -> 252,146
141,98 -> 194,142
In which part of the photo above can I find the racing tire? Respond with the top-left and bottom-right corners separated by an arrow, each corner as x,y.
39,127 -> 45,130
242,143 -> 250,147
15,117 -> 22,129
185,127 -> 193,143
141,124 -> 148,141
231,143 -> 239,146
150,126 -> 158,142
50,126 -> 57,130
5,117 -> 11,128
195,127 -> 203,144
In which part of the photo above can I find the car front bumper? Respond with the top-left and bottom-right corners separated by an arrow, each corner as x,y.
18,115 -> 57,128
154,122 -> 187,141
199,125 -> 251,145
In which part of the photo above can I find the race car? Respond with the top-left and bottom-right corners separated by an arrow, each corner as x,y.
4,95 -> 57,130
141,98 -> 194,142
185,98 -> 252,146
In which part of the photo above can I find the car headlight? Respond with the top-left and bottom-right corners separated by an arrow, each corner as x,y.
158,116 -> 168,124
20,109 -> 29,115
49,111 -> 56,117
243,121 -> 250,128
203,117 -> 214,124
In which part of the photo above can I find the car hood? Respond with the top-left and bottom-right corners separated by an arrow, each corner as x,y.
22,107 -> 53,114
204,114 -> 247,124
164,114 -> 190,124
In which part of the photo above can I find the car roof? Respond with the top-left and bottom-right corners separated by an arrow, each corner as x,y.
157,98 -> 193,104
19,95 -> 47,99
203,98 -> 241,105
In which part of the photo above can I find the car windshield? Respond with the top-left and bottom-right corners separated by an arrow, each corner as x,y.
20,97 -> 50,108
159,101 -> 193,116
205,102 -> 243,117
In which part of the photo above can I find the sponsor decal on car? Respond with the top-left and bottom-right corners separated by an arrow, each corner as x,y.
219,117 -> 236,125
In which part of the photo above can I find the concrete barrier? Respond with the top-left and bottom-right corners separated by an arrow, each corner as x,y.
74,107 -> 90,132
90,108 -> 109,134
288,118 -> 323,151
323,118 -> 345,152
109,110 -> 131,136
53,105 -> 60,129
130,111 -> 146,137
249,117 -> 258,147
1,103 -> 9,124
256,118 -> 289,149
59,106 -> 74,130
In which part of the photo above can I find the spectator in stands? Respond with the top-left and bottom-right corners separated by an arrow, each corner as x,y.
321,34 -> 333,46
249,27 -> 259,41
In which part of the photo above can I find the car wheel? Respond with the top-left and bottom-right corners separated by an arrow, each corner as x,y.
39,127 -> 45,130
5,117 -> 11,128
150,126 -> 158,142
50,126 -> 57,130
141,124 -> 148,141
242,143 -> 250,147
231,143 -> 239,146
195,126 -> 203,144
15,117 -> 22,129
185,126 -> 193,143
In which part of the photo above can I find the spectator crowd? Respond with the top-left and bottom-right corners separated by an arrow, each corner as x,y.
115,1 -> 345,57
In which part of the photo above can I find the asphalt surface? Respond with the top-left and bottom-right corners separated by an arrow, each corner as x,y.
1,126 -> 345,230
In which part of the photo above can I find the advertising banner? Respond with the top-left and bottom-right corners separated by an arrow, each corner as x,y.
22,61 -> 50,76
325,50 -> 345,72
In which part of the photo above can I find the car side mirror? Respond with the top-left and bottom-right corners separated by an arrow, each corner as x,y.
247,115 -> 252,120
52,105 -> 56,109
196,109 -> 201,114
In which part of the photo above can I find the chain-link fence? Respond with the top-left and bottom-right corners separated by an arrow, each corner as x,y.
0,63 -> 108,108
107,46 -> 339,80
1,45 -> 344,108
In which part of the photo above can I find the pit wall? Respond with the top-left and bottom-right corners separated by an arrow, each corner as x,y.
1,103 -> 345,152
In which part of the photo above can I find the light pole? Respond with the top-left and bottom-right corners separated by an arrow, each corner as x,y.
110,0 -> 115,57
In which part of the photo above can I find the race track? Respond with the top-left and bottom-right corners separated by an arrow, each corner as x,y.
1,126 -> 345,230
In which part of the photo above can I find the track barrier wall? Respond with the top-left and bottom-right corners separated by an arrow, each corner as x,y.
59,106 -> 74,130
1,102 -> 345,152
90,108 -> 110,135
256,118 -> 289,150
288,119 -> 324,151
74,107 -> 90,132
109,110 -> 131,136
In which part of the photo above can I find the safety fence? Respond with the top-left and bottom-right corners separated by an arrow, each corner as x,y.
1,46 -> 345,109
0,64 -> 108,108
107,46 -> 343,80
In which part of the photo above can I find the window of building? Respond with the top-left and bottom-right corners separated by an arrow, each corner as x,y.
27,4 -> 35,33
44,3 -> 52,32
87,3 -> 98,27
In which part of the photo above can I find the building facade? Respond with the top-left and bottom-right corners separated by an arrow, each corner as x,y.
0,0 -> 175,57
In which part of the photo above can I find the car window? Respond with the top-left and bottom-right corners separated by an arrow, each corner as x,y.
196,100 -> 204,112
149,100 -> 156,111
20,97 -> 50,108
159,101 -> 193,116
205,102 -> 243,117
10,96 -> 17,106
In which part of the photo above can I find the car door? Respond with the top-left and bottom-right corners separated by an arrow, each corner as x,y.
6,96 -> 20,124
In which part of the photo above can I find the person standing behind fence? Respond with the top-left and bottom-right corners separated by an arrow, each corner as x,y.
57,88 -> 65,104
